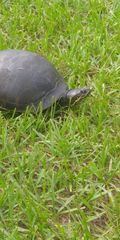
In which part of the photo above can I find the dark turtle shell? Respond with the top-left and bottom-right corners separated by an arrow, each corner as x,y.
0,50 -> 67,111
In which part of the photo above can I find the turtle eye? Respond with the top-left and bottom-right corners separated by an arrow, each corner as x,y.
81,88 -> 90,95
81,89 -> 86,94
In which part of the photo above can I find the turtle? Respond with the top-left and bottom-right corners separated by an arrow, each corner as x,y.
0,49 -> 90,112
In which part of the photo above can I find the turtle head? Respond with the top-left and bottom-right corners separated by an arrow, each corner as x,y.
61,86 -> 91,105
67,87 -> 90,102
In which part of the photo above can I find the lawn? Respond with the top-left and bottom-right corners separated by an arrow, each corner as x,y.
0,1 -> 120,239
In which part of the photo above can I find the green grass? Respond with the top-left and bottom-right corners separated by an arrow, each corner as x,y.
0,0 -> 120,239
